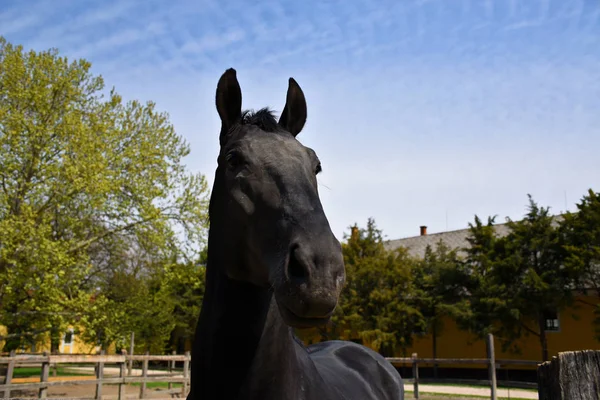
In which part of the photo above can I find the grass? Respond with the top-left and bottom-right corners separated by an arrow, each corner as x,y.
13,366 -> 93,378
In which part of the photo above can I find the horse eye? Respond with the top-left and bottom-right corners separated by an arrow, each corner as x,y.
225,152 -> 240,169
315,163 -> 322,175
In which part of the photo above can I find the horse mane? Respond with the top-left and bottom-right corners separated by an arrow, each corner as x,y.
241,107 -> 281,133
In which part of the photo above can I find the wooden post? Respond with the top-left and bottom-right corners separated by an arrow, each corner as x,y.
39,351 -> 50,399
538,350 -> 600,399
95,350 -> 105,400
118,350 -> 127,400
168,350 -> 176,391
140,351 -> 149,399
3,350 -> 15,400
128,332 -> 134,376
486,333 -> 498,400
411,353 -> 419,400
182,351 -> 190,397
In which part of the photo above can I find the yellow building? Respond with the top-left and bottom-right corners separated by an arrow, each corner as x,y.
401,294 -> 599,366
379,223 -> 600,366
0,325 -> 111,355
299,222 -> 600,371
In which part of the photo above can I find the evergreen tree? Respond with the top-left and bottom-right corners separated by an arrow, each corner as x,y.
458,196 -> 575,361
560,189 -> 600,339
413,240 -> 466,374
334,219 -> 423,356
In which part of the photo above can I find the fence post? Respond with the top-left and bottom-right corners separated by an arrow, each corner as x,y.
538,350 -> 600,399
411,353 -> 419,400
182,351 -> 190,397
95,350 -> 105,400
486,333 -> 498,400
140,351 -> 149,399
3,350 -> 15,400
118,350 -> 127,400
128,332 -> 134,376
39,351 -> 50,399
168,350 -> 176,391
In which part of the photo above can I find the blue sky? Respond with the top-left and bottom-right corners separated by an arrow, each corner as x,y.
2,0 -> 599,241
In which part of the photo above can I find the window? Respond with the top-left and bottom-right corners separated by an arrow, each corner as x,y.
544,310 -> 560,332
63,329 -> 74,344
412,323 -> 428,336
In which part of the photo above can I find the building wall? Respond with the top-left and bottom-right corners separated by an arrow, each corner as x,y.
407,295 -> 599,369
297,294 -> 600,369
1,325 -> 114,355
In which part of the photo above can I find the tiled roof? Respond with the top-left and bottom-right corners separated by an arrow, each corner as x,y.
383,216 -> 563,259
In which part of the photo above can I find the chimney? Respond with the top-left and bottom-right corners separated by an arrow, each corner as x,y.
350,226 -> 359,241
420,226 -> 427,236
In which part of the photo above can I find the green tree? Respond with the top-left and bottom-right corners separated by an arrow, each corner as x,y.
458,196 -> 575,361
452,215 -> 503,339
0,37 -> 209,351
561,189 -> 600,294
165,255 -> 206,350
334,219 -> 423,356
560,189 -> 600,338
78,243 -> 207,354
413,240 -> 467,375
78,273 -> 137,352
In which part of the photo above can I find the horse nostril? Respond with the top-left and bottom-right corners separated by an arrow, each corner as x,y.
288,247 -> 308,283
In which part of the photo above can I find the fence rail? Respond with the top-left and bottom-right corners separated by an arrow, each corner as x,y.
0,350 -> 190,400
0,335 -> 543,400
387,357 -> 540,366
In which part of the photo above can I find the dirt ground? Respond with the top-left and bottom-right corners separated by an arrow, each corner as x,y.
4,385 -> 481,400
7,383 -> 185,399
3,385 -> 521,400
5,382 -> 536,400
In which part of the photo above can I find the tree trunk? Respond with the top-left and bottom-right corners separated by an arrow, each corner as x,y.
432,321 -> 438,379
379,343 -> 393,357
538,316 -> 549,361
50,327 -> 61,354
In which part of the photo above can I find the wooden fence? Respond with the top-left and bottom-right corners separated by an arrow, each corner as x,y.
537,350 -> 600,400
0,350 -> 190,400
7,335 -> 596,400
387,356 -> 539,400
0,349 -> 538,400
385,333 -> 539,400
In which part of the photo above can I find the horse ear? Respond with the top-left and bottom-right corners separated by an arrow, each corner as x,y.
278,78 -> 307,137
216,68 -> 242,144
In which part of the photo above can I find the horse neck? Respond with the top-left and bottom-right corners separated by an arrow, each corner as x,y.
189,230 -> 306,399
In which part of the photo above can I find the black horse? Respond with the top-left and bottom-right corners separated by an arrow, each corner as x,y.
188,68 -> 404,400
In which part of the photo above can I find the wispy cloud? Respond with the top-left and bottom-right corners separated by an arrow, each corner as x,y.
0,13 -> 42,36
3,0 -> 600,239
180,29 -> 245,55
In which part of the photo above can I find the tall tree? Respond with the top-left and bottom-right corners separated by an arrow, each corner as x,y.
561,189 -> 600,294
413,240 -> 466,374
165,255 -> 206,350
560,189 -> 600,338
453,215 -> 504,340
334,219 -> 423,356
0,37 -> 209,350
458,196 -> 575,361
500,195 -> 573,361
